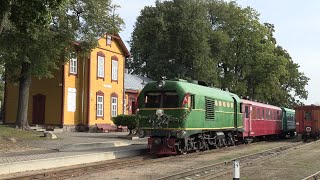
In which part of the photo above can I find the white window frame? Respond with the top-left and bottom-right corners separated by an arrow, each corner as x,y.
97,95 -> 104,117
107,35 -> 112,46
97,55 -> 105,78
112,60 -> 118,81
70,57 -> 77,74
111,97 -> 118,117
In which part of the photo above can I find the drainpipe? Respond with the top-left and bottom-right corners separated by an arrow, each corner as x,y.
123,56 -> 126,115
81,54 -> 86,125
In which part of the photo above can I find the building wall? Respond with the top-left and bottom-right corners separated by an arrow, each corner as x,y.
5,70 -> 63,125
63,54 -> 89,126
87,35 -> 125,125
5,34 -> 126,127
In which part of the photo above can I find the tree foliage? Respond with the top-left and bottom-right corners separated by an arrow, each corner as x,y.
129,0 -> 309,107
0,0 -> 124,129
129,0 -> 217,83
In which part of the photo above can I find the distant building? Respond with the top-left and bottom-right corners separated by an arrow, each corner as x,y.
4,34 -> 130,131
124,73 -> 152,115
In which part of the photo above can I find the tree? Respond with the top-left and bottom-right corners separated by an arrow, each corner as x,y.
128,0 -> 217,83
0,0 -> 124,129
129,0 -> 309,107
207,0 -> 309,107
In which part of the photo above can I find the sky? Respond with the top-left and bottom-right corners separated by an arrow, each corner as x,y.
113,0 -> 320,105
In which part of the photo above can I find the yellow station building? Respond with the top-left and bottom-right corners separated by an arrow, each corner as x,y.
4,34 -> 129,131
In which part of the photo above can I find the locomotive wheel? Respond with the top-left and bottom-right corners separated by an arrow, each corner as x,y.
177,141 -> 188,155
227,133 -> 235,146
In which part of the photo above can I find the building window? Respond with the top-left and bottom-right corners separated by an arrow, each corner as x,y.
67,88 -> 76,112
96,91 -> 104,118
107,35 -> 112,46
111,56 -> 118,81
70,57 -> 77,74
97,52 -> 105,79
111,97 -> 118,117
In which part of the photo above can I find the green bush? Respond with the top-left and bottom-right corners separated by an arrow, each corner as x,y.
112,115 -> 139,130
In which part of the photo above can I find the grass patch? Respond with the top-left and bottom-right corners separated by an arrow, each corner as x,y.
0,125 -> 44,141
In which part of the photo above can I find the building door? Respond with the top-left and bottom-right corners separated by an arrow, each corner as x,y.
132,101 -> 137,114
129,96 -> 137,115
32,94 -> 46,124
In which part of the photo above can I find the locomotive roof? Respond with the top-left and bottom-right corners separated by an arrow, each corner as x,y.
281,107 -> 295,113
142,80 -> 239,102
241,99 -> 281,110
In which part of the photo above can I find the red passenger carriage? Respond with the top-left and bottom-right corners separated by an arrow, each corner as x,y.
295,105 -> 320,141
240,100 -> 282,142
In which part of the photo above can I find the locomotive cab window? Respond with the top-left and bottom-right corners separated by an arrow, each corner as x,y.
163,92 -> 179,108
145,92 -> 179,108
145,93 -> 161,108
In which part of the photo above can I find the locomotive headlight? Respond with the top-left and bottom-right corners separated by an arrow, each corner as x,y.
156,80 -> 165,89
156,109 -> 164,117
306,127 -> 312,132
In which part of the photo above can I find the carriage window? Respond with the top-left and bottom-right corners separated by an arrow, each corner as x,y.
257,108 -> 261,119
145,93 -> 161,108
305,112 -> 312,120
262,109 -> 265,119
252,107 -> 257,119
269,110 -> 272,120
163,92 -> 179,108
245,106 -> 249,118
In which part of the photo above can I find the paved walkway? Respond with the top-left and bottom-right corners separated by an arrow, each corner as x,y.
0,131 -> 148,176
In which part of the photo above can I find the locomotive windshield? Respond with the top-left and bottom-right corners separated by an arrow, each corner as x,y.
145,92 -> 179,108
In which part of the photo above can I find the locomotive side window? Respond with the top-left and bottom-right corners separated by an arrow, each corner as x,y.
191,95 -> 195,109
163,92 -> 179,108
305,112 -> 312,120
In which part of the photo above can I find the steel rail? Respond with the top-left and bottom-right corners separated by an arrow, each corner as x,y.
2,139 -> 300,180
156,141 -> 317,180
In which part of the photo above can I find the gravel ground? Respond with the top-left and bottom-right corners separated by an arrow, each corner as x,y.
217,140 -> 320,180
68,140 -> 303,180
0,138 -> 37,153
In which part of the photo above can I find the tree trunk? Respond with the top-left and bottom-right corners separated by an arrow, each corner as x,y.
0,10 -> 9,35
15,63 -> 32,130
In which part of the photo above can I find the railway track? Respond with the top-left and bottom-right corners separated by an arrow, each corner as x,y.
2,139 -> 301,180
155,141 -> 314,180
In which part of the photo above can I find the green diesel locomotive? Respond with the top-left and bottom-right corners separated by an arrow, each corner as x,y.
137,79 -> 243,155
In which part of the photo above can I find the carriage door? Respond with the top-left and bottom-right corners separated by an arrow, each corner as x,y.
244,104 -> 252,136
